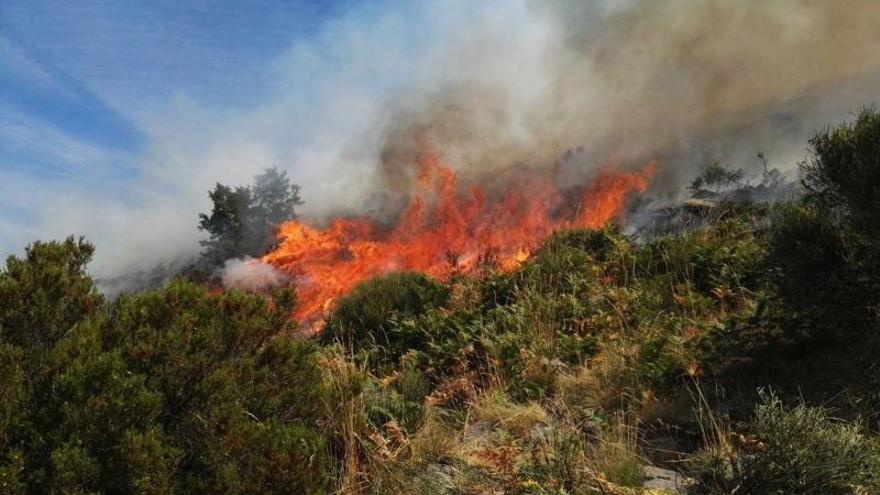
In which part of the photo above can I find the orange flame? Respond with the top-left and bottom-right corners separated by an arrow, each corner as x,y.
263,153 -> 656,329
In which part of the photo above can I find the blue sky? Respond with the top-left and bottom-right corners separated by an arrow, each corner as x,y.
0,1 -> 346,195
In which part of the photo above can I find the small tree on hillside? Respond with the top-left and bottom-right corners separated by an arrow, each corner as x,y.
198,167 -> 302,265
198,184 -> 253,265
247,167 -> 303,255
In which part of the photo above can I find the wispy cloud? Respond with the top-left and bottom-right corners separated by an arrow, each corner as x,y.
0,103 -> 136,175
0,36 -> 78,100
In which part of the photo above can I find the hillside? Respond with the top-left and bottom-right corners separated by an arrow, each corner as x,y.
2,109 -> 880,494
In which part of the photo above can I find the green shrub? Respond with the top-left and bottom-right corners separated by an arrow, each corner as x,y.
322,271 -> 449,364
514,227 -> 621,297
0,242 -> 333,494
766,204 -> 869,336
803,106 -> 880,241
768,204 -> 850,295
0,237 -> 102,351
690,392 -> 880,495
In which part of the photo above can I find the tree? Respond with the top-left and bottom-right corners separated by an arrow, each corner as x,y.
198,184 -> 253,265
198,167 -> 303,265
247,167 -> 303,256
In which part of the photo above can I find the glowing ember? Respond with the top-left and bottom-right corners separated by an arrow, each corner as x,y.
263,153 -> 656,329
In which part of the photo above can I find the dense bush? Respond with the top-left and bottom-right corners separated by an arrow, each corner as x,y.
322,271 -> 449,365
0,239 -> 331,494
765,204 -> 870,335
802,107 -> 880,242
774,107 -> 880,339
691,392 -> 880,495
0,238 -> 102,351
740,109 -> 880,415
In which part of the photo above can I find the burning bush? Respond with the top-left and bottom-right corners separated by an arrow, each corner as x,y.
263,154 -> 656,326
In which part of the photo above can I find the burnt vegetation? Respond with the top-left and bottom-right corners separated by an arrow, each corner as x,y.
4,109 -> 880,493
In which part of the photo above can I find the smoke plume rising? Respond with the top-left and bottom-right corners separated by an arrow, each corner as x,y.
370,0 -> 880,205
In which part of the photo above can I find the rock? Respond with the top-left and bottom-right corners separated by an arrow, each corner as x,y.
643,465 -> 690,493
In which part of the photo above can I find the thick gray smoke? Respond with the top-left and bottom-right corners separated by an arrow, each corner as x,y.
370,0 -> 880,204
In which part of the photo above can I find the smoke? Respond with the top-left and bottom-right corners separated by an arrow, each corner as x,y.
370,0 -> 880,201
5,0 -> 880,279
221,257 -> 289,292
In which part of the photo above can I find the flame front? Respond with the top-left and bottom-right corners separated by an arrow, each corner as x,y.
263,153 -> 656,329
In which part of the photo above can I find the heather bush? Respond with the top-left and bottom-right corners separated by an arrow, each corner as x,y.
0,240 -> 332,494
322,271 -> 449,365
690,392 -> 880,495
803,106 -> 880,242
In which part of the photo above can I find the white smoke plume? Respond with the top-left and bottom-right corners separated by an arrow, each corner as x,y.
221,257 -> 289,292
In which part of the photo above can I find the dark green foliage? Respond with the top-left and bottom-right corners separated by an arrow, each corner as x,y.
803,107 -> 880,241
691,392 -> 880,495
768,204 -> 850,295
0,237 -> 102,350
0,240 -> 331,494
198,167 -> 303,264
199,183 -> 253,264
0,344 -> 26,494
784,107 -> 880,316
740,109 -> 880,414
766,204 -> 869,335
322,271 -> 449,363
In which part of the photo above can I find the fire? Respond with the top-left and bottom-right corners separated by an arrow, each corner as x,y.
263,153 -> 656,328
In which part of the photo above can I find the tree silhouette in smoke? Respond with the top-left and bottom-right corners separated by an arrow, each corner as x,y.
198,167 -> 303,265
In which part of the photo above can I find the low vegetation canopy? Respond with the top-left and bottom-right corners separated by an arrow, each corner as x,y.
3,108 -> 880,494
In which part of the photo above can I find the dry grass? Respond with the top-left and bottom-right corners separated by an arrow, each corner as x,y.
589,412 -> 645,488
470,391 -> 549,437
408,407 -> 460,463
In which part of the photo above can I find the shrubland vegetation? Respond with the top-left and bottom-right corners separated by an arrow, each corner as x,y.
3,108 -> 880,493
